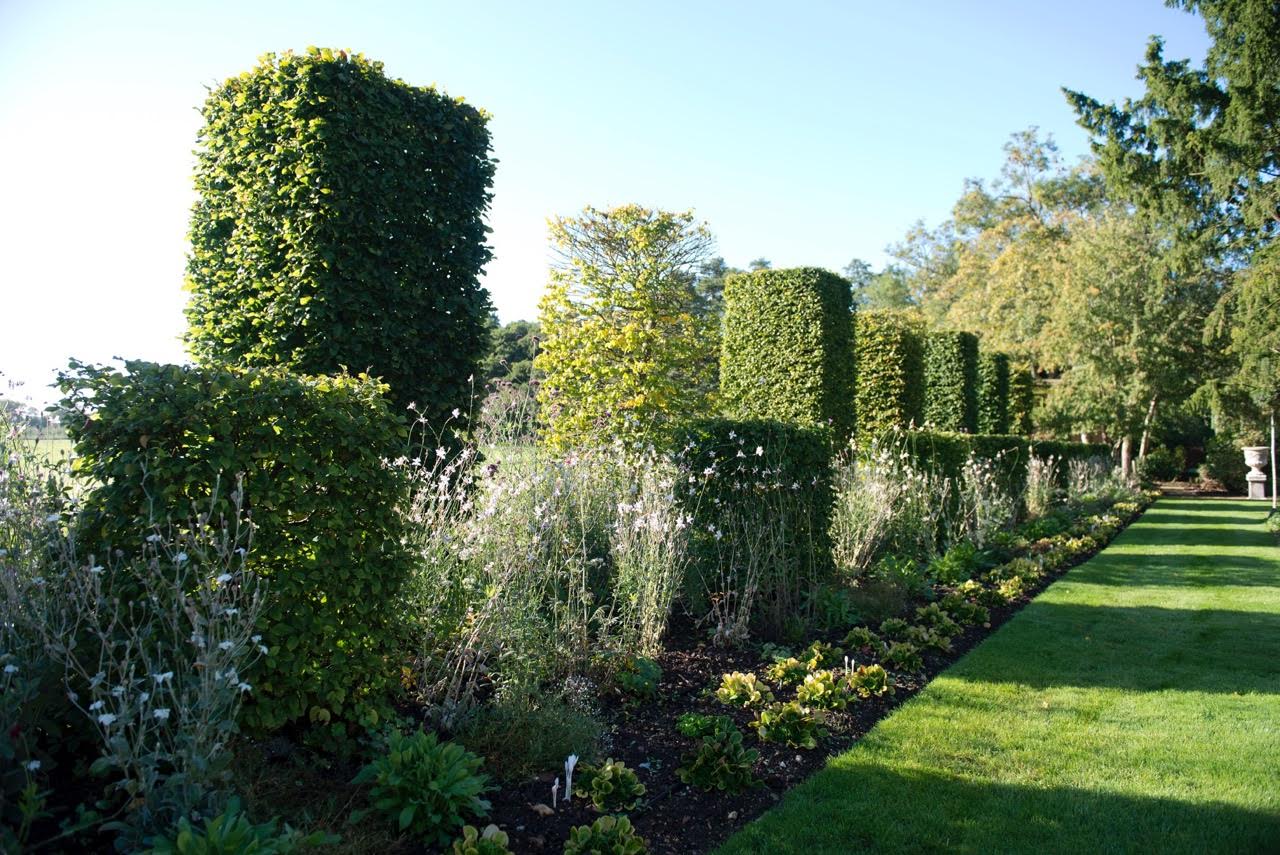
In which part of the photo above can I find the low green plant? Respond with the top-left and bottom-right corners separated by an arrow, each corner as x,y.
928,541 -> 980,584
878,617 -> 911,640
869,554 -> 931,597
614,656 -> 662,701
764,657 -> 810,686
801,640 -> 844,670
956,579 -> 1005,609
351,731 -> 492,847
903,625 -> 952,653
1266,513 -> 1280,543
676,728 -> 760,793
881,641 -> 924,674
577,759 -> 646,812
845,664 -> 893,699
805,583 -> 862,633
454,689 -> 603,783
452,825 -> 512,855
914,603 -> 963,637
750,701 -> 825,749
937,591 -> 990,626
759,642 -> 794,663
795,669 -> 849,710
843,626 -> 884,654
997,577 -> 1025,601
563,815 -> 648,855
674,712 -> 736,740
144,799 -> 337,854
716,672 -> 773,708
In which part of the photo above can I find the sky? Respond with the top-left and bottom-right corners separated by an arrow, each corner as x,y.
0,0 -> 1212,407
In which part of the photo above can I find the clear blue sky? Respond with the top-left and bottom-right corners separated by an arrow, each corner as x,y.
0,0 -> 1211,406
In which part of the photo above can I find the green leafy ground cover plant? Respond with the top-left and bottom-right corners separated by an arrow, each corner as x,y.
564,815 -> 648,855
451,824 -> 512,855
676,728 -> 760,794
576,759 -> 646,813
143,799 -> 337,854
351,731 -> 492,846
750,702 -> 825,749
719,498 -> 1280,854
715,672 -> 773,708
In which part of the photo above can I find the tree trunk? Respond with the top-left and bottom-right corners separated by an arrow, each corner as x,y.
1271,408 -> 1277,511
1120,435 -> 1133,482
1138,395 -> 1159,460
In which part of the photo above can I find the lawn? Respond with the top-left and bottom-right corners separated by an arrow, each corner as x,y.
718,497 -> 1280,854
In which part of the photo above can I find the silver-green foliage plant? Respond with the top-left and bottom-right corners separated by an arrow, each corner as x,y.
563,815 -> 648,855
351,731 -> 493,846
577,759 -> 645,812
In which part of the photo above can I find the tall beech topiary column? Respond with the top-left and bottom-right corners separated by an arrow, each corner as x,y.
720,267 -> 856,441
854,310 -> 925,442
923,330 -> 979,433
184,48 -> 495,424
976,350 -> 1012,435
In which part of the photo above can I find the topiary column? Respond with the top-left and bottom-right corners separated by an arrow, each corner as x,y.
854,310 -> 925,442
720,267 -> 855,441
922,331 -> 979,433
976,349 -> 1012,435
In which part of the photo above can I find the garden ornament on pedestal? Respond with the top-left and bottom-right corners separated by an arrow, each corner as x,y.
1244,446 -> 1270,500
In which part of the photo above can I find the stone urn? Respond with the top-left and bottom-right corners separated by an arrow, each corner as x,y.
1244,446 -> 1270,500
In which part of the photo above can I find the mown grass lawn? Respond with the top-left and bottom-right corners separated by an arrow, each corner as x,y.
719,497 -> 1280,854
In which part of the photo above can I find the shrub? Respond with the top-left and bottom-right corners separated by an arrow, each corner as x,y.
853,310 -> 925,440
674,713 -> 736,740
452,825 -> 512,855
677,419 -> 833,642
1200,435 -> 1247,493
58,361 -> 410,735
750,701 -> 825,749
143,799 -> 337,854
613,656 -> 662,702
976,350 -> 1011,435
1008,364 -> 1036,435
1136,446 -> 1186,483
576,759 -> 645,813
928,541 -> 981,584
845,664 -> 893,699
185,47 -> 494,423
563,815 -> 647,855
676,728 -> 760,793
351,731 -> 492,847
720,267 -> 855,441
922,331 -> 979,433
715,672 -> 773,708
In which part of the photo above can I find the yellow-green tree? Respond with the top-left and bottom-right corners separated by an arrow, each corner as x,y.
535,205 -> 716,450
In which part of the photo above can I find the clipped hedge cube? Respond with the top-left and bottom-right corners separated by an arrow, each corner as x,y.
923,331 -> 979,433
976,350 -> 1012,435
720,268 -> 855,441
854,309 -> 925,442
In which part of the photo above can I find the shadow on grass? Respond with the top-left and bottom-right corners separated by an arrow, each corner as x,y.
954,603 -> 1280,695
719,764 -> 1280,855
1137,511 -> 1268,527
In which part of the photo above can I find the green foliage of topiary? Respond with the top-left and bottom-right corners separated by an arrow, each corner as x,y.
854,310 -> 926,441
676,727 -> 760,793
1008,365 -> 1036,435
563,815 -> 647,855
452,825 -> 512,855
715,672 -> 773,708
720,268 -> 855,440
576,759 -> 646,813
58,361 -> 410,733
185,47 -> 494,424
352,731 -> 493,847
976,350 -> 1012,435
750,701 -> 825,749
923,331 -> 980,433
144,799 -> 338,854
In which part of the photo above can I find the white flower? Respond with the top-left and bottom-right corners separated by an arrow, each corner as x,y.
175,552 -> 188,564
755,446 -> 764,457
89,700 -> 104,711
251,635 -> 262,643
89,565 -> 104,575
3,664 -> 16,674
146,533 -> 162,543
139,692 -> 149,702
219,641 -> 233,651
257,645 -> 269,654
44,513 -> 60,524
153,708 -> 170,720
215,573 -> 232,585
237,681 -> 252,692
153,671 -> 173,684
436,447 -> 447,460
451,408 -> 461,418
97,713 -> 117,726
25,760 -> 40,772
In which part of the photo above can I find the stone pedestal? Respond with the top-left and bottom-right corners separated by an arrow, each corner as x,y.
1244,446 -> 1270,500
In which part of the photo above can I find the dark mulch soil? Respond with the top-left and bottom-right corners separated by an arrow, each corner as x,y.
478,509 -> 1146,855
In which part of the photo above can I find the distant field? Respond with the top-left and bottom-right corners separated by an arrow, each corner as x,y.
20,436 -> 74,464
